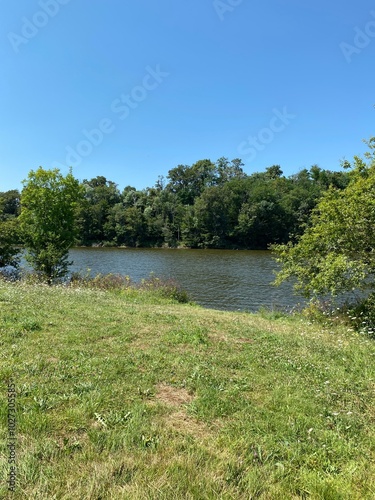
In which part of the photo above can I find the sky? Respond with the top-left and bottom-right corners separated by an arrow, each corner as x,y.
1,0 -> 374,192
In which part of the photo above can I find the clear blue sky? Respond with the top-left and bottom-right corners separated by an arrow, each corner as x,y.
1,0 -> 374,192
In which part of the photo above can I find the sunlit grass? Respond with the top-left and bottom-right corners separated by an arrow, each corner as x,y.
1,280 -> 375,498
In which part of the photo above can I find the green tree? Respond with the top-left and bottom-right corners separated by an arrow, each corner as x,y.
265,165 -> 283,179
236,199 -> 288,248
76,176 -> 121,244
0,218 -> 20,268
167,159 -> 217,205
216,157 -> 246,184
273,139 -> 375,298
19,167 -> 83,282
185,184 -> 240,248
0,190 -> 20,220
233,174 -> 290,248
0,189 -> 21,269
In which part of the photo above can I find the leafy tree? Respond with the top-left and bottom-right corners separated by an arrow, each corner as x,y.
181,205 -> 200,247
281,171 -> 322,239
119,206 -> 146,247
0,190 -> 20,220
0,190 -> 21,269
309,164 -> 349,190
265,165 -> 283,179
217,157 -> 246,182
166,164 -> 196,205
232,174 -> 288,248
106,203 -> 147,247
236,199 -> 288,248
273,139 -> 375,298
76,176 -> 121,244
0,218 -> 20,268
19,167 -> 83,282
167,159 -> 217,205
185,184 -> 240,248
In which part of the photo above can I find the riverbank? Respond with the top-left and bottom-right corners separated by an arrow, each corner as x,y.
1,281 -> 374,498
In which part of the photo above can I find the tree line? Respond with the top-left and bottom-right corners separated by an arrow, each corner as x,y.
1,158 -> 350,257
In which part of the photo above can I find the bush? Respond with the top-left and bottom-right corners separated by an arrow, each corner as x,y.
345,293 -> 375,337
302,299 -> 341,324
301,295 -> 375,338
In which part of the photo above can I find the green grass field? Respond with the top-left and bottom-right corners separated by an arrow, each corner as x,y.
1,280 -> 375,499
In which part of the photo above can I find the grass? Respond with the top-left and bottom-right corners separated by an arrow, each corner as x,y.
0,280 -> 375,499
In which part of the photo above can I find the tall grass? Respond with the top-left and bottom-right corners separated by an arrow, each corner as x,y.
69,272 -> 191,304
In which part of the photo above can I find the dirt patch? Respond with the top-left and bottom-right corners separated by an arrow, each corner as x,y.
130,341 -> 150,351
155,383 -> 194,407
154,384 -> 211,437
47,357 -> 59,363
164,410 -> 210,438
208,333 -> 229,343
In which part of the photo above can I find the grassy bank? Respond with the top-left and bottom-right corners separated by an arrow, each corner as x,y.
1,281 -> 375,499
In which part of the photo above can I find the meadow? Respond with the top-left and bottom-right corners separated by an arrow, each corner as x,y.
0,280 -> 375,499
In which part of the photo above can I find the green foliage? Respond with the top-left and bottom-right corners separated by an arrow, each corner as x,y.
273,138 -> 375,298
265,164 -> 283,179
166,159 -> 217,205
69,159 -> 350,250
0,189 -> 20,219
216,157 -> 246,183
75,176 -> 121,244
345,292 -> 375,337
189,185 -> 235,248
3,157 -> 351,254
19,167 -> 83,282
0,189 -> 21,269
0,218 -> 20,268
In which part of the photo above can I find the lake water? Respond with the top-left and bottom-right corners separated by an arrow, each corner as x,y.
68,247 -> 304,312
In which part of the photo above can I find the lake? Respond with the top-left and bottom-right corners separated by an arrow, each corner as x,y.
68,247 -> 304,312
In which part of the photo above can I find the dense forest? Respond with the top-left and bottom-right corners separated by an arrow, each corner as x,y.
0,158 -> 350,250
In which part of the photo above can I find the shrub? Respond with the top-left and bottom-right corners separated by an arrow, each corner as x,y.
345,293 -> 375,338
301,295 -> 375,338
